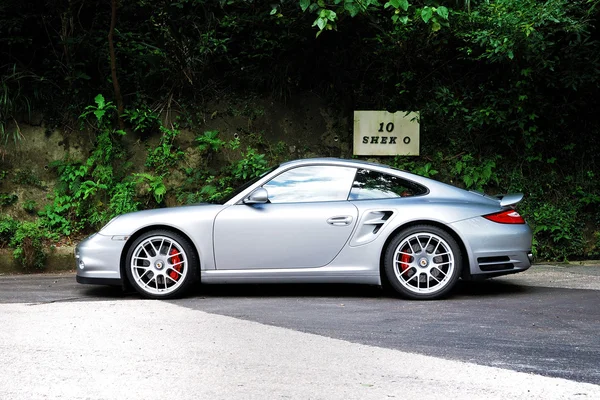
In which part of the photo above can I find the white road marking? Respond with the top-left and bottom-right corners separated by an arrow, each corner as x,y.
1,300 -> 598,400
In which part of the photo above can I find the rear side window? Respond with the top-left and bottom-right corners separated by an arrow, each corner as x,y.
349,169 -> 427,200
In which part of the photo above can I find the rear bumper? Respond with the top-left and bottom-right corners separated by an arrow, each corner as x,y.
451,217 -> 533,277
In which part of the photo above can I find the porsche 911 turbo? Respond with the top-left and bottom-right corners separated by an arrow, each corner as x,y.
76,158 -> 533,300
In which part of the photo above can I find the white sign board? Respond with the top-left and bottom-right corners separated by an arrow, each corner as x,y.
353,111 -> 420,156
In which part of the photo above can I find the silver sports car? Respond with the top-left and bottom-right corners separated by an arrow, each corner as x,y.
76,158 -> 533,300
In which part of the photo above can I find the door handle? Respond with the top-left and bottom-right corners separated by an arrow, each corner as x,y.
327,216 -> 353,226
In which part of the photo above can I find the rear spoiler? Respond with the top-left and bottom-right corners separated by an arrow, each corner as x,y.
494,193 -> 524,207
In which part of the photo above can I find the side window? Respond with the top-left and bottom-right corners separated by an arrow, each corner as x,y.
263,165 -> 357,203
349,169 -> 427,200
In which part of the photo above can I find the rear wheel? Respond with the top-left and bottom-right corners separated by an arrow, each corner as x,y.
384,225 -> 462,300
125,230 -> 198,299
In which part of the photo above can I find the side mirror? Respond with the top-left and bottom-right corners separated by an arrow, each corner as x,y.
243,187 -> 269,204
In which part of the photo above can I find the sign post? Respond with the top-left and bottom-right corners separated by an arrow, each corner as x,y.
353,111 -> 420,156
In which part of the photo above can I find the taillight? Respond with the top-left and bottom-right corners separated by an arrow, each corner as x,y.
483,210 -> 525,224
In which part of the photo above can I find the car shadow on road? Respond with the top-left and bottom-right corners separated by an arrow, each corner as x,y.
180,278 -> 533,300
76,277 -> 534,301
454,278 -> 532,297
78,285 -> 136,300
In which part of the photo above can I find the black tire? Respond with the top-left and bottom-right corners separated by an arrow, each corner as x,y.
384,225 -> 462,300
125,230 -> 198,299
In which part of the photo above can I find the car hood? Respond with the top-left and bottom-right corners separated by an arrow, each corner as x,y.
99,203 -> 226,236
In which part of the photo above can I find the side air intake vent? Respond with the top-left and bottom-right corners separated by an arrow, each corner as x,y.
350,210 -> 395,246
477,256 -> 514,271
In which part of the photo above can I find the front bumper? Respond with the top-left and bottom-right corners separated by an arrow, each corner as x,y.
75,233 -> 126,285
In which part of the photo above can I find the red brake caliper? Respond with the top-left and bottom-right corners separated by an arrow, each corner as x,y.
400,247 -> 411,272
169,248 -> 182,281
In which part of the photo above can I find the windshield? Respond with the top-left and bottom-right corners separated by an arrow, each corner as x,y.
216,165 -> 278,204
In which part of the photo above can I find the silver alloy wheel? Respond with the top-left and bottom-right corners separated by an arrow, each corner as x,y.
393,232 -> 455,295
130,235 -> 188,296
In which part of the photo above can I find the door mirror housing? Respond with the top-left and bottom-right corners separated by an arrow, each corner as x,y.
243,188 -> 269,204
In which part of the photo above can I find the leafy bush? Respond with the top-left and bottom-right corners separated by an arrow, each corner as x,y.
40,95 -> 131,234
123,107 -> 159,133
22,199 -> 37,214
196,130 -> 226,153
134,173 -> 166,204
231,147 -> 268,181
0,64 -> 34,153
392,157 -> 439,178
109,181 -> 140,216
0,0 -> 598,262
145,125 -> 184,175
0,216 -> 18,247
12,169 -> 42,187
522,201 -> 583,261
0,193 -> 18,206
451,155 -> 499,192
593,231 -> 600,258
10,220 -> 47,271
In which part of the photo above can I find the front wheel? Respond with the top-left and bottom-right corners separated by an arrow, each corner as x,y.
384,225 -> 462,300
125,230 -> 198,299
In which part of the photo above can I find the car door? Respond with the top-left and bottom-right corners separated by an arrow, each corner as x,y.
213,165 -> 358,270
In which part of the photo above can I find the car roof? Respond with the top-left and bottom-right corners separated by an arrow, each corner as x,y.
280,157 -> 394,170
277,158 -> 498,207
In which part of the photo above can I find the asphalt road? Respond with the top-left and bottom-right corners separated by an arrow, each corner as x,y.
1,264 -> 599,399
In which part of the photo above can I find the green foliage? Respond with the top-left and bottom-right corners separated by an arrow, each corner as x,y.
299,0 -> 450,36
228,137 -> 241,151
145,125 -> 184,175
200,183 -> 233,203
177,130 -> 271,204
0,64 -> 34,150
451,155 -> 499,192
524,201 -> 583,261
10,220 -> 47,271
196,130 -> 226,153
226,103 -> 265,121
80,94 -> 117,129
267,141 -> 290,164
419,5 -> 450,31
184,175 -> 234,204
231,147 -> 269,181
0,193 -> 18,206
135,173 -> 167,204
22,199 -> 37,214
459,0 -> 580,62
573,171 -> 600,206
40,95 -> 135,235
0,0 -> 598,262
109,181 -> 140,216
12,169 -> 42,187
0,215 -> 18,247
412,162 -> 438,179
123,107 -> 160,133
393,157 -> 439,178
